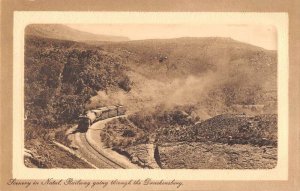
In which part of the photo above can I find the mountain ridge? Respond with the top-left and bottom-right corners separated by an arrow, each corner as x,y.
25,24 -> 130,42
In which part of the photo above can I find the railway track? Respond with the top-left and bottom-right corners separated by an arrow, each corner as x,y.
69,115 -> 138,169
73,131 -> 125,169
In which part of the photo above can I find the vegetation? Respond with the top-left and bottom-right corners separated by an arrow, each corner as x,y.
193,114 -> 277,146
24,25 -> 278,169
101,107 -> 199,147
25,34 -> 277,128
100,37 -> 277,118
128,107 -> 198,134
102,37 -> 277,84
24,121 -> 91,168
25,36 -> 132,127
103,109 -> 277,147
101,117 -> 148,148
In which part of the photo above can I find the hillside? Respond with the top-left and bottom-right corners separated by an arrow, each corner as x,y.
25,36 -> 131,127
157,142 -> 277,169
125,111 -> 277,146
25,24 -> 130,42
92,37 -> 277,118
193,114 -> 277,145
101,112 -> 277,169
100,37 -> 276,83
24,33 -> 277,127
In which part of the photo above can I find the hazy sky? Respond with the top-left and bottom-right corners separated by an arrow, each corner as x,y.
67,24 -> 277,50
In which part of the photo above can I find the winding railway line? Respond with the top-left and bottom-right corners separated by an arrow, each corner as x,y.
73,131 -> 125,169
65,106 -> 138,169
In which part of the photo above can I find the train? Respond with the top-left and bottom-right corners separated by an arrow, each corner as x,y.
77,105 -> 126,131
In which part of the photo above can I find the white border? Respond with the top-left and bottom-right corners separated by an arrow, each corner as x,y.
13,12 -> 289,180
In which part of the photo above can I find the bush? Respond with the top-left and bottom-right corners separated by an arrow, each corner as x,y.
194,114 -> 277,146
100,118 -> 147,148
122,130 -> 136,137
25,36 -> 132,127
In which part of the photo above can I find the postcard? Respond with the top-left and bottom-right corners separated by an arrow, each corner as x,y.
1,1 -> 299,191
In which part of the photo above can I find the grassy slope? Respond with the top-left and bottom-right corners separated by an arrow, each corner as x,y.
97,37 -> 277,118
100,37 -> 276,84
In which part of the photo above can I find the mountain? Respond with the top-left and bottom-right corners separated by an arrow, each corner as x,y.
100,37 -> 276,84
25,24 -> 130,42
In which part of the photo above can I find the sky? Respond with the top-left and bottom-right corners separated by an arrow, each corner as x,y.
67,24 -> 277,50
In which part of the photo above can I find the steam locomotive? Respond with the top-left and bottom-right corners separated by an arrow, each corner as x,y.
78,105 -> 126,131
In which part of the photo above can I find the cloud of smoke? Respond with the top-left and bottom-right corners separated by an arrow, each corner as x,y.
86,71 -> 218,117
85,59 -> 270,119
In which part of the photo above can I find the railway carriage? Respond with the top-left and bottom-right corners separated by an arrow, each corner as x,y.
107,106 -> 118,117
96,107 -> 110,120
117,105 -> 126,115
77,105 -> 126,132
86,110 -> 97,122
92,109 -> 103,118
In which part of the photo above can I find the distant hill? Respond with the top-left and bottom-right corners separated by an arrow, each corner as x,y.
100,37 -> 276,84
25,24 -> 130,42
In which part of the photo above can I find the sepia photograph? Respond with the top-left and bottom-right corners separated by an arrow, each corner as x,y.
1,1 -> 299,190
23,23 -> 278,169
